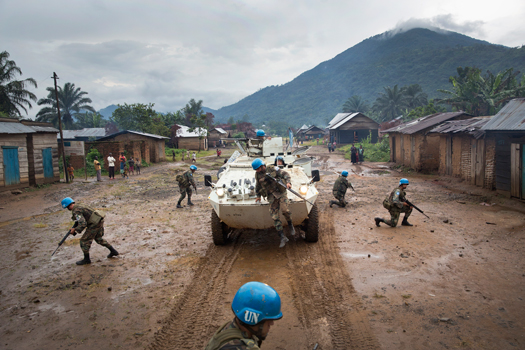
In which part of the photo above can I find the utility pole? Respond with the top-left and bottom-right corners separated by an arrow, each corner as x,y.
53,72 -> 69,183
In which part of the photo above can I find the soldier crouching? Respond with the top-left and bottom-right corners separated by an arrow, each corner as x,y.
375,178 -> 413,227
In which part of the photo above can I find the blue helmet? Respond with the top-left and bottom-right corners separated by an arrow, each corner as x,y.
276,156 -> 284,162
256,130 -> 265,137
232,282 -> 283,325
190,165 -> 197,171
61,197 -> 74,209
399,178 -> 409,185
341,170 -> 348,177
251,158 -> 264,170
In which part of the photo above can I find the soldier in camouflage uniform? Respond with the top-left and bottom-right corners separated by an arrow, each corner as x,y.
61,197 -> 119,265
204,282 -> 282,350
330,170 -> 351,208
375,178 -> 413,227
252,158 -> 295,248
177,165 -> 197,208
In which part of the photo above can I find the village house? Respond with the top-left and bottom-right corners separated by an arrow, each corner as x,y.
428,117 -> 494,188
208,127 -> 227,147
1,118 -> 60,189
481,98 -> 525,199
58,128 -> 107,170
299,125 -> 326,141
175,125 -> 208,151
327,113 -> 379,145
382,111 -> 473,172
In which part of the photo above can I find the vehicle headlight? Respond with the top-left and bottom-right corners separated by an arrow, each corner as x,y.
216,188 -> 225,197
299,185 -> 308,195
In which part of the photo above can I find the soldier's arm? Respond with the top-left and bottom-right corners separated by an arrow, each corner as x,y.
392,190 -> 404,208
72,209 -> 87,233
278,167 -> 291,186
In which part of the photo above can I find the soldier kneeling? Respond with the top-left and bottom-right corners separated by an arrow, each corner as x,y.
375,178 -> 413,227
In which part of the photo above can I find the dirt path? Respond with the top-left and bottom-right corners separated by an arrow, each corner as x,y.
0,146 -> 523,350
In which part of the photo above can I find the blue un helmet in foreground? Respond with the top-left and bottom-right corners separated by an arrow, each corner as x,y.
341,170 -> 348,177
256,130 -> 265,137
232,281 -> 283,325
251,158 -> 264,170
399,178 -> 409,185
190,165 -> 197,171
61,197 -> 74,209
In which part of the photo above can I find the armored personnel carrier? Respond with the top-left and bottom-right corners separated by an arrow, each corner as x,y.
204,136 -> 320,245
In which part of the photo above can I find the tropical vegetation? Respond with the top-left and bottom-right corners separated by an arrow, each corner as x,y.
0,51 -> 37,117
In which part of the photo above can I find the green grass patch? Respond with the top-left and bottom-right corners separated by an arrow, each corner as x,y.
340,133 -> 390,162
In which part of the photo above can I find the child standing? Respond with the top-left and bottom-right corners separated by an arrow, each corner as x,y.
128,157 -> 135,175
135,159 -> 141,175
192,152 -> 196,163
67,163 -> 75,181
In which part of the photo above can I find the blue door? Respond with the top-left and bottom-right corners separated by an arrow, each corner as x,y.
42,148 -> 54,178
3,147 -> 20,186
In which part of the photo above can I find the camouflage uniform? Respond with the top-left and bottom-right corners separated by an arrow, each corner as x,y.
382,186 -> 412,227
332,176 -> 351,207
255,165 -> 292,232
204,320 -> 260,350
178,170 -> 196,204
71,204 -> 112,254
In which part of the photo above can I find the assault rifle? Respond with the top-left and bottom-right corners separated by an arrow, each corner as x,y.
404,199 -> 429,219
51,221 -> 78,256
265,173 -> 315,206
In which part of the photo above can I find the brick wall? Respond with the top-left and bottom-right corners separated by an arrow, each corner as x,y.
484,136 -> 496,189
460,137 -> 472,182
438,136 -> 447,175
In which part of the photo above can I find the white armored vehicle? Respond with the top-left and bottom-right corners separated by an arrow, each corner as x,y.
204,136 -> 320,245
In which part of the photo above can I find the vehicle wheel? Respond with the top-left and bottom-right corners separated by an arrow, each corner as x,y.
211,210 -> 228,245
304,204 -> 319,242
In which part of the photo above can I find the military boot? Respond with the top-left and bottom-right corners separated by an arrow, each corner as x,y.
177,201 -> 183,208
401,218 -> 413,226
329,200 -> 337,208
278,231 -> 289,248
76,253 -> 91,265
187,199 -> 194,206
107,246 -> 119,258
287,221 -> 296,236
374,217 -> 384,227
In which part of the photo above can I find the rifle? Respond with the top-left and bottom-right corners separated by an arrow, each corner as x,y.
404,199 -> 429,218
265,173 -> 315,206
51,221 -> 78,256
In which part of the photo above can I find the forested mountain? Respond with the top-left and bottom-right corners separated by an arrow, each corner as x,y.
210,28 -> 525,126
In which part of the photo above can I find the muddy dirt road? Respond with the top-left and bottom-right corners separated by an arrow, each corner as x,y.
0,147 -> 524,350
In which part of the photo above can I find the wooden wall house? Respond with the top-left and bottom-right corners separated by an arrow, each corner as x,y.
303,126 -> 326,140
176,125 -> 208,151
22,121 -> 61,186
481,98 -> 525,199
428,117 -> 495,189
383,112 -> 473,172
327,113 -> 379,145
208,128 -> 227,147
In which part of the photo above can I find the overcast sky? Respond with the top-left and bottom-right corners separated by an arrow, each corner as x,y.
2,0 -> 524,118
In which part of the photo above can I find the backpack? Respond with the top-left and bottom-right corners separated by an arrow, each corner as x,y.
176,173 -> 188,186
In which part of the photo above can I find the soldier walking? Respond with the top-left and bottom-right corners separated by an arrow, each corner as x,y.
177,165 -> 197,208
330,170 -> 351,208
61,197 -> 119,265
204,281 -> 283,350
375,178 -> 414,227
252,158 -> 295,248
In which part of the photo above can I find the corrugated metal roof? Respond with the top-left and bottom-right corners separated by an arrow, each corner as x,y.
0,122 -> 35,134
382,111 -> 472,134
481,98 -> 525,131
213,127 -> 227,134
57,130 -> 81,139
328,113 -> 350,127
429,117 -> 491,139
175,125 -> 207,138
328,113 -> 378,130
27,125 -> 59,133
98,130 -> 169,141
76,128 -> 106,137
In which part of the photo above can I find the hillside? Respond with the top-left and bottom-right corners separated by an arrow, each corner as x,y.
211,28 -> 525,126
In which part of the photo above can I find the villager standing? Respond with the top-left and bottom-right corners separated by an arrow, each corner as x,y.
128,157 -> 135,175
252,158 -> 294,248
177,165 -> 197,208
60,197 -> 119,265
330,171 -> 351,208
172,150 -> 176,161
350,144 -> 357,164
119,152 -> 126,176
94,156 -> 102,182
375,178 -> 414,227
192,152 -> 197,163
67,163 -> 75,181
135,159 -> 141,175
358,145 -> 364,164
107,153 -> 115,180
204,281 -> 283,350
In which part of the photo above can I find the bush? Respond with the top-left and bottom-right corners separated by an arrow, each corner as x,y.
84,148 -> 104,176
341,133 -> 390,162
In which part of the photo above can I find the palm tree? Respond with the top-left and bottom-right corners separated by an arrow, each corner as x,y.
0,51 -> 37,117
342,95 -> 369,113
372,85 -> 408,122
36,82 -> 95,129
402,84 -> 428,109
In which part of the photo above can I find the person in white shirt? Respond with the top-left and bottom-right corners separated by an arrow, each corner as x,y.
107,153 -> 116,180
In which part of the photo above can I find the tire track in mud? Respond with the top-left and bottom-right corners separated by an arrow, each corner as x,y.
286,205 -> 379,350
148,237 -> 243,350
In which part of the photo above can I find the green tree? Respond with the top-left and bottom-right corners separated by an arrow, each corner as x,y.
188,113 -> 208,152
227,116 -> 235,125
404,100 -> 446,121
402,84 -> 428,109
36,82 -> 95,129
110,103 -> 156,132
372,85 -> 408,122
75,112 -> 107,128
0,51 -> 37,117
342,95 -> 369,113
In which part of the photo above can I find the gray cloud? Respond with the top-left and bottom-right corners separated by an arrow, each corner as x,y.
387,15 -> 485,38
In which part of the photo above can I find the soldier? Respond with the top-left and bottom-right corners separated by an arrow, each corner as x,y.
252,158 -> 294,248
375,178 -> 413,227
177,164 -> 197,208
330,171 -> 351,208
204,281 -> 282,350
60,197 -> 119,265
274,155 -> 285,167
